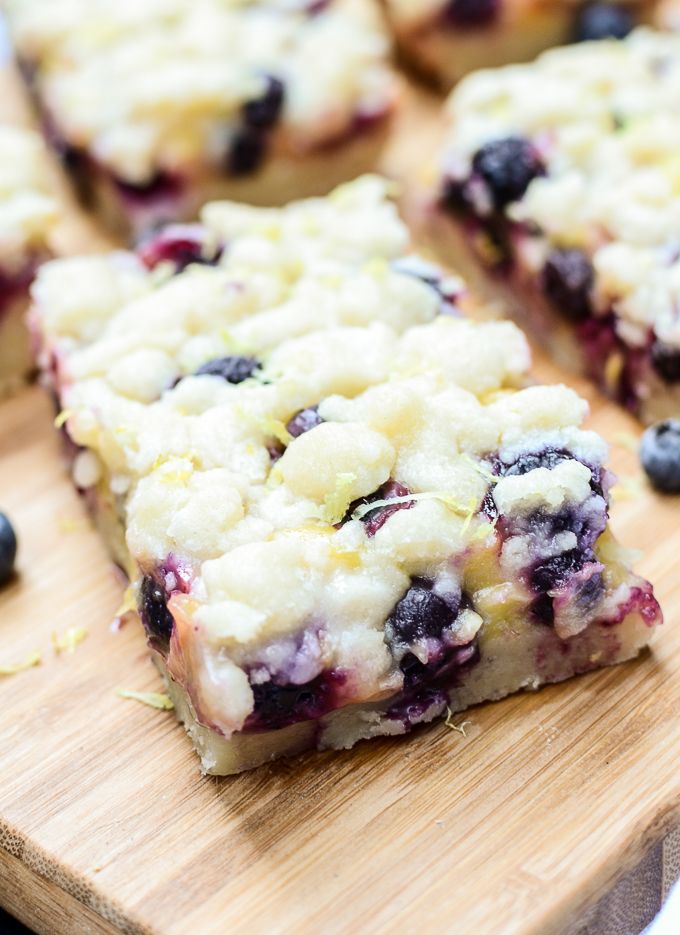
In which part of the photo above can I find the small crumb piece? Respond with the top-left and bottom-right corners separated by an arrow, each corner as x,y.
116,688 -> 174,710
52,626 -> 88,654
0,650 -> 41,676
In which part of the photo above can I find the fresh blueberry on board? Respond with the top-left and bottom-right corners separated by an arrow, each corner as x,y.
194,356 -> 260,384
640,420 -> 680,493
574,3 -> 634,42
471,136 -> 545,209
0,512 -> 17,587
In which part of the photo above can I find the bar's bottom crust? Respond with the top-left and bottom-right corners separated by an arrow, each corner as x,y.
0,293 -> 34,399
156,611 -> 654,776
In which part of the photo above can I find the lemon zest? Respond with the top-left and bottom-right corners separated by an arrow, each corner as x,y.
52,626 -> 88,654
318,473 -> 358,525
54,409 -> 73,429
444,707 -> 471,736
0,651 -> 41,676
351,490 -> 478,523
114,586 -> 137,619
116,689 -> 174,710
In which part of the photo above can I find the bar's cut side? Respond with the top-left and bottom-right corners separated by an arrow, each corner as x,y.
384,0 -> 655,90
0,125 -> 56,397
434,28 -> 680,424
33,177 -> 661,775
6,0 -> 396,239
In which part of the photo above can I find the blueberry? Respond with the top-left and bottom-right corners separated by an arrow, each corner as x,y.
471,136 -> 545,209
242,76 -> 285,130
444,0 -> 499,26
501,449 -> 570,477
194,355 -> 260,384
286,405 -> 323,438
140,576 -> 174,644
0,513 -> 17,586
531,549 -> 583,592
138,224 -> 220,272
228,128 -> 267,176
651,341 -> 680,384
640,420 -> 680,493
244,669 -> 344,732
114,171 -> 181,205
349,479 -> 414,537
573,3 -> 633,42
542,248 -> 594,321
386,578 -> 460,646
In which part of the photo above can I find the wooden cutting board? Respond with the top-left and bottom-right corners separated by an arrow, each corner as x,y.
0,64 -> 679,935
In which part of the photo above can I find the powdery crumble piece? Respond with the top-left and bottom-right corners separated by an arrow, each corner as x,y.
33,176 -> 661,773
437,28 -> 680,423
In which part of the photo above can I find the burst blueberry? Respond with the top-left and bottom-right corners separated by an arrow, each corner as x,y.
243,76 -> 285,130
443,0 -> 499,26
650,341 -> 680,384
194,355 -> 260,384
542,248 -> 594,321
386,578 -> 460,646
0,513 -> 17,587
228,128 -> 267,176
138,224 -> 220,272
573,3 -> 633,42
286,405 -> 323,438
471,136 -> 545,209
640,420 -> 680,493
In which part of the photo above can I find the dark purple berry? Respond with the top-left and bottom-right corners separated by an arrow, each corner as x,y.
0,513 -> 18,586
573,3 -> 633,42
244,669 -> 344,732
501,449 -> 570,477
114,171 -> 181,205
542,248 -> 594,321
286,405 -> 323,438
640,419 -> 680,493
531,549 -> 583,592
386,578 -> 460,647
443,0 -> 499,26
651,341 -> 680,384
228,128 -> 266,175
242,76 -> 285,130
194,355 -> 260,384
350,480 -> 414,537
138,224 -> 220,272
471,136 -> 545,209
140,576 -> 174,644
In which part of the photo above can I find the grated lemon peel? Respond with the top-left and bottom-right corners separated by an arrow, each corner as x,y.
52,626 -> 88,654
0,651 -> 41,676
114,586 -> 137,621
54,409 -> 73,429
444,707 -> 471,737
116,689 -> 174,710
317,473 -> 358,525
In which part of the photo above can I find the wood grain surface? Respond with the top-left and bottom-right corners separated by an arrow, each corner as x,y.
0,65 -> 679,935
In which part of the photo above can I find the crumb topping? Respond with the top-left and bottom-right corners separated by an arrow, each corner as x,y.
441,28 -> 680,350
36,177 -> 626,735
0,125 -> 56,272
6,0 -> 395,184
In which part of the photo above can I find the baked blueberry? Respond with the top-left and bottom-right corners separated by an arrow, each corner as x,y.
573,3 -> 633,42
243,77 -> 285,130
640,420 -> 680,493
138,224 -> 220,272
542,248 -> 594,321
286,405 -> 323,438
349,479 -> 414,536
386,578 -> 460,647
471,136 -> 545,209
140,575 -> 174,644
0,513 -> 17,586
443,0 -> 499,26
194,355 -> 260,383
228,128 -> 267,176
650,341 -> 680,384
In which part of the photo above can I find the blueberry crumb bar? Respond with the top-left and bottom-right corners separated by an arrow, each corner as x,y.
33,177 -> 661,774
435,29 -> 680,424
5,0 -> 396,239
0,124 -> 56,397
383,0 -> 655,89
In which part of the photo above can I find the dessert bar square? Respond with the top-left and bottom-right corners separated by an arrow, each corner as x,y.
0,124 -> 56,397
5,0 -> 397,239
434,28 -> 680,423
384,0 -> 656,89
33,177 -> 661,774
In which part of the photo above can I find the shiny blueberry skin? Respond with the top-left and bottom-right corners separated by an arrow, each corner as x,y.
471,136 -> 545,209
286,405 -> 323,438
386,578 -> 460,646
243,76 -> 285,130
194,355 -> 260,384
443,0 -> 499,26
140,575 -> 174,644
542,248 -> 594,322
640,420 -> 680,493
651,341 -> 680,384
573,3 -> 633,42
138,224 -> 219,272
0,513 -> 17,586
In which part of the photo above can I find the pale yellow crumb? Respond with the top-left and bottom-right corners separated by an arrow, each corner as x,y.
52,626 -> 88,654
612,431 -> 639,453
0,650 -> 42,676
